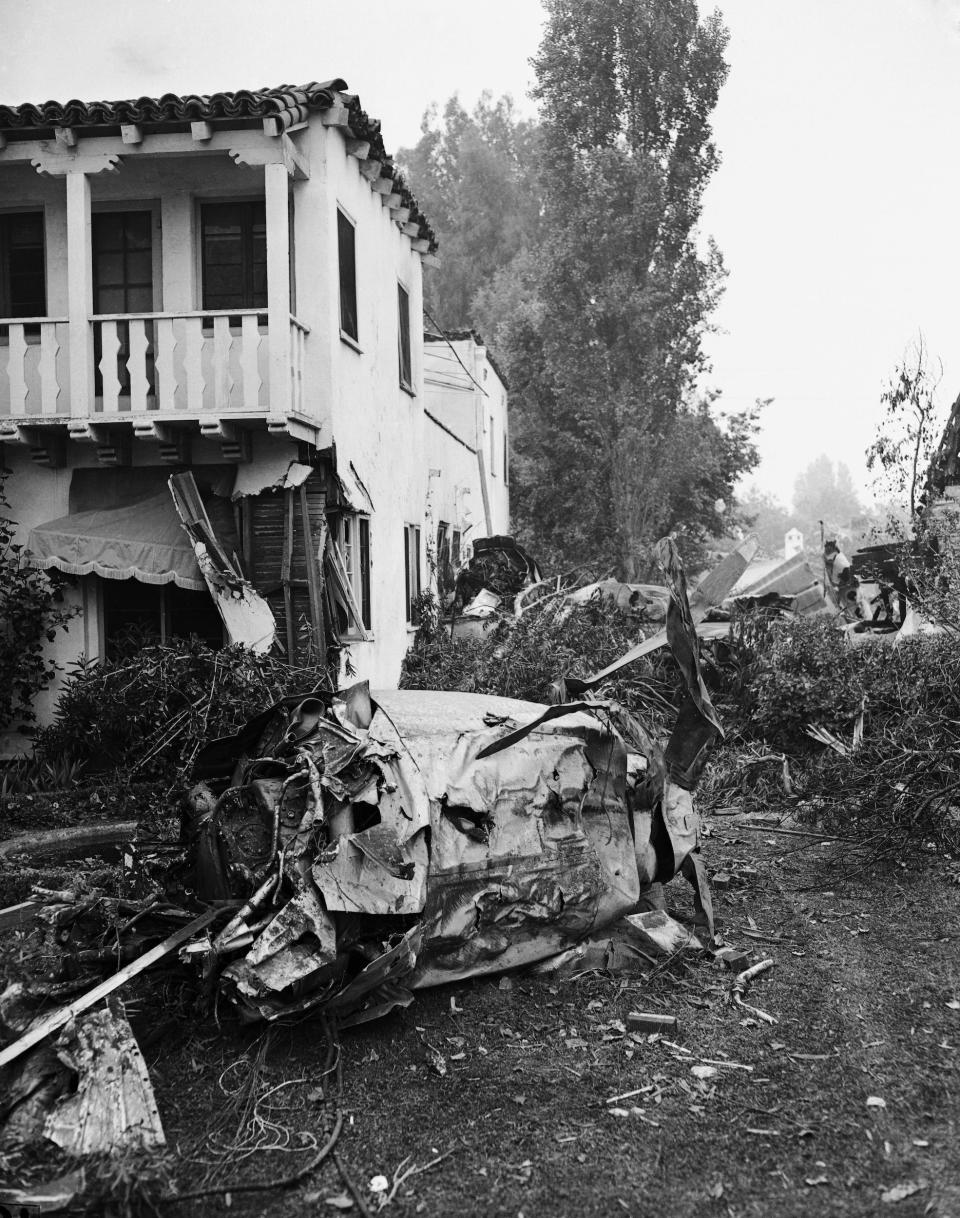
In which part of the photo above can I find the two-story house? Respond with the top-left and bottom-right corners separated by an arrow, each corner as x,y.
0,80 -> 509,739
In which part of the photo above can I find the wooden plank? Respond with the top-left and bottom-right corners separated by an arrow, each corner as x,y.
120,124 -> 143,144
127,317 -> 151,412
0,907 -> 220,1070
190,121 -> 213,141
7,323 -> 28,416
213,313 -> 233,410
183,316 -> 205,412
0,900 -> 40,933
300,484 -> 325,647
39,321 -> 61,414
98,320 -> 121,414
155,317 -> 176,411
283,487 -> 295,659
240,312 -> 261,409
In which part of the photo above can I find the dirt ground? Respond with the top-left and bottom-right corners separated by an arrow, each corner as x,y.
134,815 -> 960,1218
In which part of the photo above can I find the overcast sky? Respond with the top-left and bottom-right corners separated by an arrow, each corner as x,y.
2,0 -> 957,509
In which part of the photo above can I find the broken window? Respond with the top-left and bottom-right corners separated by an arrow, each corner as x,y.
0,211 -> 46,318
335,512 -> 372,633
201,202 -> 267,311
397,282 -> 412,391
102,579 -> 224,657
404,523 -> 421,624
337,208 -> 358,342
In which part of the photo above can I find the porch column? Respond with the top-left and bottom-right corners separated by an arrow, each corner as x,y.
265,161 -> 292,417
66,171 -> 94,416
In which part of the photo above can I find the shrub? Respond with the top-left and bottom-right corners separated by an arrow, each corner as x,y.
401,591 -> 677,729
0,467 -> 77,732
727,613 -> 863,747
34,633 -> 333,785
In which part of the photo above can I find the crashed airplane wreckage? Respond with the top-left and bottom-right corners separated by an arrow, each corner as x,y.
0,537 -> 757,1082
166,537 -> 754,1026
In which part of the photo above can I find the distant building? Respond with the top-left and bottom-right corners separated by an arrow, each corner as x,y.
784,527 -> 804,559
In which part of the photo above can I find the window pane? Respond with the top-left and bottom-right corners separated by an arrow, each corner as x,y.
2,212 -> 46,318
359,517 -> 371,630
338,210 -> 358,340
202,201 -> 266,311
397,284 -> 411,387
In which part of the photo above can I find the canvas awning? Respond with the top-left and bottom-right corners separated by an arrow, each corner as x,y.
28,493 -> 206,591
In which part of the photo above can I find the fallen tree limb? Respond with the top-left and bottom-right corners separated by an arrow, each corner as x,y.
0,907 -> 220,1070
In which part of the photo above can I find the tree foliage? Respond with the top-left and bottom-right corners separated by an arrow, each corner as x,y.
0,469 -> 76,733
867,338 -> 945,520
413,2 -> 759,576
397,93 -> 542,329
792,454 -> 862,542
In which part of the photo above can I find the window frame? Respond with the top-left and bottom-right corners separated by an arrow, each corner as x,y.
0,208 -> 47,319
337,206 -> 359,346
404,523 -> 422,625
397,281 -> 413,394
333,510 -> 372,636
199,198 -> 268,313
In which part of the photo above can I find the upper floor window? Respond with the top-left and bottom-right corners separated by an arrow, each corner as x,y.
201,202 -> 267,311
398,283 -> 412,392
337,209 -> 358,342
93,210 -> 155,314
0,212 -> 45,318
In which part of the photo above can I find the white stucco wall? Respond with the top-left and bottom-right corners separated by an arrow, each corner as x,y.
0,105 -> 492,730
423,336 -> 510,538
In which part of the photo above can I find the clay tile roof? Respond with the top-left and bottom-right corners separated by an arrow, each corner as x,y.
0,80 -> 437,253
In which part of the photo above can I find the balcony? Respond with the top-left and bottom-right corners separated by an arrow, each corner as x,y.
0,310 -> 308,429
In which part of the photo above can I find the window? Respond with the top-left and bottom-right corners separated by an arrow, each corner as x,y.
397,283 -> 412,390
0,212 -> 46,318
404,523 -> 421,624
102,579 -> 224,657
201,202 -> 267,310
92,210 -> 156,396
338,209 -> 358,342
335,512 -> 372,633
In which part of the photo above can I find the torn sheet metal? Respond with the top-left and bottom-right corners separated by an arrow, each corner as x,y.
169,471 -> 277,653
43,1009 -> 166,1155
188,684 -> 644,1021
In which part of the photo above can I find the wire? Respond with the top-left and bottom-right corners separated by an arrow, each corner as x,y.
422,305 -> 490,399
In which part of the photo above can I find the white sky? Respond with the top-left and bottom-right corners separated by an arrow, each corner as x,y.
2,0 -> 958,509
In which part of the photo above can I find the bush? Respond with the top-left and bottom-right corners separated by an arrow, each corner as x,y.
728,614 -> 863,747
34,633 -> 333,785
401,591 -> 677,729
716,613 -> 960,859
0,468 -> 76,732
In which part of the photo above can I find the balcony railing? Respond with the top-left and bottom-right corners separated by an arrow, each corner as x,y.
0,310 -> 309,421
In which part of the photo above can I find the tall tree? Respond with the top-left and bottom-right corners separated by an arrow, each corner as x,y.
397,94 -> 541,329
792,455 -> 862,540
477,0 -> 758,576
